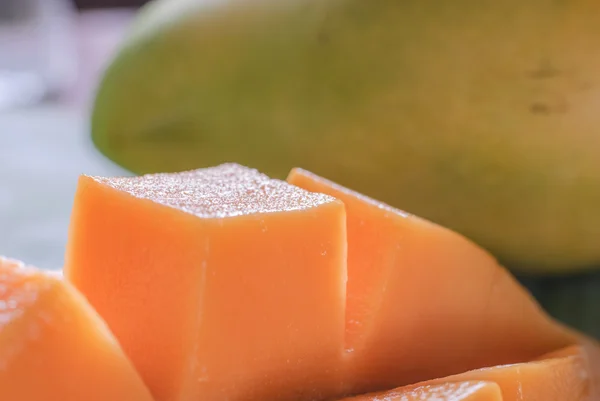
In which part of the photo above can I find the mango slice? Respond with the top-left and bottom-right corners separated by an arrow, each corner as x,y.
338,381 -> 502,401
0,256 -> 153,401
288,167 -> 576,394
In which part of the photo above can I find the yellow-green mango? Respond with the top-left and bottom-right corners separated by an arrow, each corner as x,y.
92,0 -> 600,274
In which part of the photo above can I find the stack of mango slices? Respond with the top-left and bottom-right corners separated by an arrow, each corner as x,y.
1,163 -> 597,401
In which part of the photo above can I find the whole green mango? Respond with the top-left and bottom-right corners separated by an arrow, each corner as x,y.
92,0 -> 600,274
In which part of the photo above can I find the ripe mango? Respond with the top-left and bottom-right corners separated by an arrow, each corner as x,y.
91,0 -> 600,274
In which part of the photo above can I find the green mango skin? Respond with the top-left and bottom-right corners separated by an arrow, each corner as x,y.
92,0 -> 600,274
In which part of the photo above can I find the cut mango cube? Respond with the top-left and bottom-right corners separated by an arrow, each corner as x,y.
65,163 -> 348,401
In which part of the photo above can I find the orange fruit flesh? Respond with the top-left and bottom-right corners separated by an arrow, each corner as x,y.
287,167 -> 577,394
337,381 -> 503,401
538,343 -> 600,401
0,256 -> 153,401
424,350 -> 591,401
65,163 -> 348,401
339,346 -> 595,401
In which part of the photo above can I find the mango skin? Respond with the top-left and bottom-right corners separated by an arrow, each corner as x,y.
92,0 -> 600,274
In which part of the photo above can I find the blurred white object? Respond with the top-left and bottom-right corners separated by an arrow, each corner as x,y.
0,0 -> 78,110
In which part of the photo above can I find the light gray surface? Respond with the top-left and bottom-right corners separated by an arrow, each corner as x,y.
0,104 -> 128,270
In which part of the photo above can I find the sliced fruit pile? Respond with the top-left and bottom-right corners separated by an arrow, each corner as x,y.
0,163 -> 597,401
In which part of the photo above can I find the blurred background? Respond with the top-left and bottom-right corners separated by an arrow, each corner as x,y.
0,0 -> 146,270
